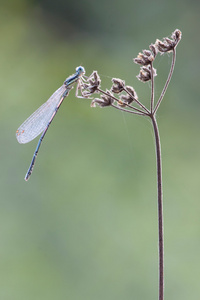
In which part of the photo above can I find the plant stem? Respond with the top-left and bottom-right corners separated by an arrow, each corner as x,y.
97,87 -> 146,114
150,62 -> 155,113
153,48 -> 176,114
123,87 -> 150,114
151,115 -> 164,300
111,103 -> 147,116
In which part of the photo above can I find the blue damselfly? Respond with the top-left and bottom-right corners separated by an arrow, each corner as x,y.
16,66 -> 86,181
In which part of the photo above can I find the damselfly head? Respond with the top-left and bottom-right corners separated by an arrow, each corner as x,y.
76,66 -> 85,75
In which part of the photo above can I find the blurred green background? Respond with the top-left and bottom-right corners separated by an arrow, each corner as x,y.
1,0 -> 200,299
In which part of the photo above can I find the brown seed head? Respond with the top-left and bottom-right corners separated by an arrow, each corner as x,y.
137,65 -> 157,82
111,78 -> 125,93
155,29 -> 182,53
118,85 -> 138,106
91,90 -> 114,108
84,71 -> 101,95
134,44 -> 157,66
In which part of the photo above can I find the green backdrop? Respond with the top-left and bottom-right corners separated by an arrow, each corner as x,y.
1,0 -> 200,299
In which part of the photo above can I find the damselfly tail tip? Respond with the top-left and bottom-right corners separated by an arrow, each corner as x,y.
24,173 -> 30,181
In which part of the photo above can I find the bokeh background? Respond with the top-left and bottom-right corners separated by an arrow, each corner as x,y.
1,0 -> 200,299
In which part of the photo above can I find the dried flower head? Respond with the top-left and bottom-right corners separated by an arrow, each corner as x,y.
111,78 -> 125,93
155,29 -> 182,53
149,43 -> 157,58
91,90 -> 114,108
118,86 -> 138,107
83,71 -> 101,96
134,44 -> 157,66
137,65 -> 157,82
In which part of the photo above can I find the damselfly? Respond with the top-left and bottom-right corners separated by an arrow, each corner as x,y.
16,66 -> 86,181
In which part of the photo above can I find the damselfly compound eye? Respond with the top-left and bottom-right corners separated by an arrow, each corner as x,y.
76,66 -> 85,75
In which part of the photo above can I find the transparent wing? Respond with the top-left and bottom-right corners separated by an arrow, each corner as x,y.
16,85 -> 67,144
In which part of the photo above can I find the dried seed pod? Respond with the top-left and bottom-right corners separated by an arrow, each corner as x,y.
155,29 -> 182,53
91,90 -> 114,107
118,86 -> 138,106
137,65 -> 157,82
111,78 -> 125,93
134,44 -> 157,66
85,71 -> 101,94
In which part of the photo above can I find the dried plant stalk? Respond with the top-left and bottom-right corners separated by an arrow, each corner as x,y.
82,29 -> 182,300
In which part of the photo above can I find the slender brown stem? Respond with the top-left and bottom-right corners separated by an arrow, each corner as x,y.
111,103 -> 147,116
151,115 -> 164,300
97,87 -> 146,114
150,62 -> 155,113
153,48 -> 176,114
123,87 -> 150,114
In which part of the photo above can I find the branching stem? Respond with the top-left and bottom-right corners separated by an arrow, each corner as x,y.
97,87 -> 147,115
111,103 -> 147,116
153,49 -> 176,114
84,30 -> 181,300
123,87 -> 150,114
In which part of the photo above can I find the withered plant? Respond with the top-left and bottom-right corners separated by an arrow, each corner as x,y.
81,29 -> 182,300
